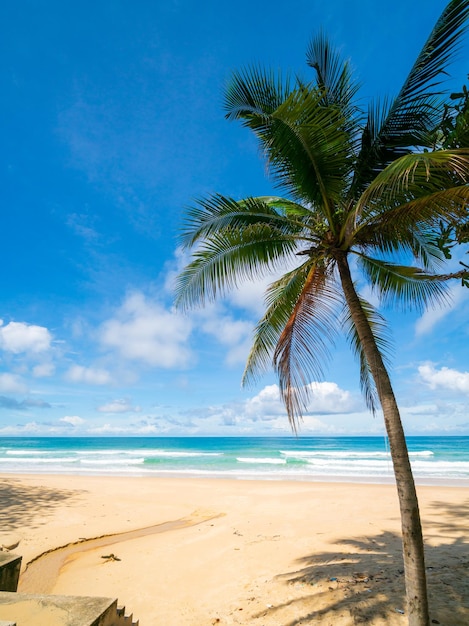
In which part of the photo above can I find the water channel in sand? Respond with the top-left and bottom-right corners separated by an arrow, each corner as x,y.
19,512 -> 222,594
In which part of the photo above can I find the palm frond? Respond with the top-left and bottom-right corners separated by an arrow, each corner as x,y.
260,86 -> 354,210
224,66 -> 293,122
224,67 -> 355,214
351,0 -> 469,192
356,254 -> 450,311
354,221 -> 445,274
242,260 -> 315,386
179,194 -> 306,249
306,31 -> 360,110
254,196 -> 315,218
272,263 -> 342,429
342,299 -> 393,414
351,149 -> 469,227
175,224 -> 298,311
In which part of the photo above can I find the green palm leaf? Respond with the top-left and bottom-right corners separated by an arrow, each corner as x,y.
180,195 -> 306,249
356,255 -> 450,311
354,222 -> 445,274
306,31 -> 360,112
264,87 -> 354,208
242,260 -> 315,387
350,150 -> 469,233
175,224 -> 298,310
224,66 -> 293,122
224,68 -> 354,214
352,0 -> 469,192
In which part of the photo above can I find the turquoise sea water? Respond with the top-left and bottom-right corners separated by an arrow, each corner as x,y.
0,436 -> 468,484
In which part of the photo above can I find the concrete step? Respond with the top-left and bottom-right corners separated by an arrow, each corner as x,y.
0,591 -> 139,625
116,605 -> 139,625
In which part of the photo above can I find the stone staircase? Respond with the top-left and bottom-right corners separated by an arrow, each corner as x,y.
0,553 -> 140,625
116,605 -> 139,625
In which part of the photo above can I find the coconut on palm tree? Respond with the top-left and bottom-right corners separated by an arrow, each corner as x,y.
176,2 -> 469,624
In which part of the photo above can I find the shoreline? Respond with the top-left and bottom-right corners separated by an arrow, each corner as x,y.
1,435 -> 468,486
1,469 -> 469,488
1,473 -> 468,624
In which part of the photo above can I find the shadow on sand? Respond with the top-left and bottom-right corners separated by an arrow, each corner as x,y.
253,498 -> 469,625
0,478 -> 85,531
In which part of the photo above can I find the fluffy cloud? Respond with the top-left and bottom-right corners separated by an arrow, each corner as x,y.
32,362 -> 56,377
244,384 -> 285,418
100,292 -> 193,368
418,363 -> 469,394
305,381 -> 354,414
0,373 -> 28,393
0,320 -> 52,354
415,285 -> 465,336
60,415 -> 85,426
226,276 -> 273,316
225,257 -> 301,317
245,381 -> 355,420
66,365 -> 113,385
98,398 -> 141,413
177,380 -> 360,434
199,308 -> 253,366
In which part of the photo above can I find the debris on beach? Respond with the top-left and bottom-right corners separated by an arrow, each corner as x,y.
101,553 -> 121,561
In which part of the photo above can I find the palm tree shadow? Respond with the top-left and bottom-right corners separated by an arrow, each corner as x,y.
0,478 -> 85,531
251,499 -> 469,625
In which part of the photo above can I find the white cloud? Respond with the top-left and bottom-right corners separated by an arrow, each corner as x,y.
66,365 -> 113,385
225,257 -> 301,317
305,381 -> 354,414
179,381 -> 363,434
199,309 -> 253,366
100,292 -> 193,368
244,381 -> 355,421
32,362 -> 55,377
418,363 -> 469,395
0,320 -> 52,354
415,285 -> 465,336
0,373 -> 28,393
226,276 -> 272,316
163,246 -> 191,295
60,415 -> 85,426
98,398 -> 141,413
245,384 -> 285,418
87,423 -> 130,434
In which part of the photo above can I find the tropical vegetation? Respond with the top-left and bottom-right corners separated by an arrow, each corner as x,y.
176,2 -> 469,624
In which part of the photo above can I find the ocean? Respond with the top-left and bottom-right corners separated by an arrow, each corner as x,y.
0,436 -> 468,484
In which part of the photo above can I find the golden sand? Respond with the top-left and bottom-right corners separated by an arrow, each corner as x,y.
1,474 -> 468,625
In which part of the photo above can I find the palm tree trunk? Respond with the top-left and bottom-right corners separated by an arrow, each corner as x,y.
336,252 -> 430,626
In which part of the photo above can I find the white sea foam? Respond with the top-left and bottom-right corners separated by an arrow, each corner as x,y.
0,438 -> 466,483
80,458 -> 145,465
305,458 -> 389,467
0,457 -> 77,464
280,450 -> 433,459
236,457 -> 287,465
145,450 -> 222,458
78,449 -> 222,458
6,450 -> 52,455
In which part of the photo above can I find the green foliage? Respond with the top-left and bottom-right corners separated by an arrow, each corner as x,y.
431,78 -> 469,266
176,0 -> 469,424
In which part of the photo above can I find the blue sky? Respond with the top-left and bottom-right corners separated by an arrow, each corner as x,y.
1,0 -> 469,436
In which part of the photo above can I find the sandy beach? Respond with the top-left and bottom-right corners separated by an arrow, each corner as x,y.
0,474 -> 467,625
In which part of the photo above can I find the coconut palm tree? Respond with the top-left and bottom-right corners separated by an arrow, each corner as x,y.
175,2 -> 469,624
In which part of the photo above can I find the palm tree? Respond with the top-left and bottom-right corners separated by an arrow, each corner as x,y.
175,2 -> 469,625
